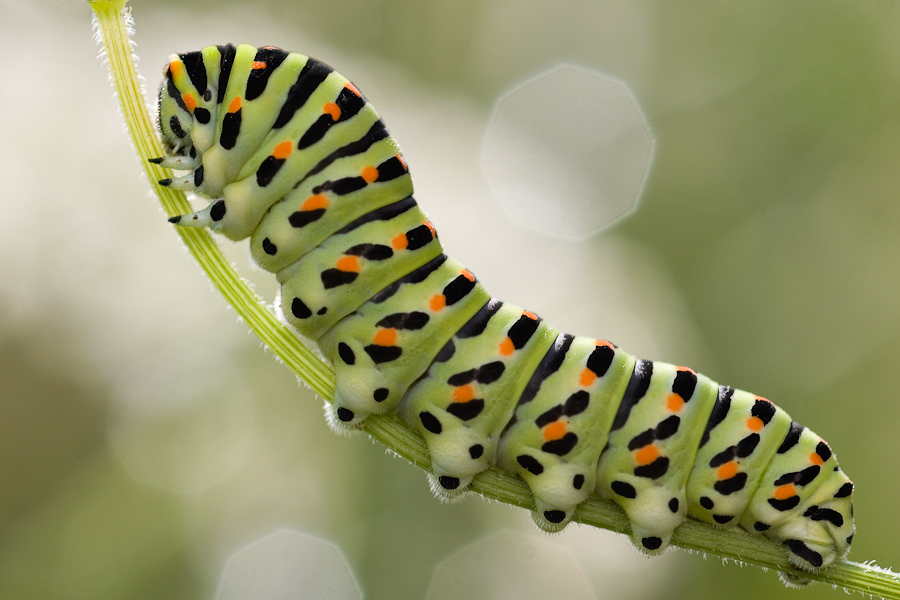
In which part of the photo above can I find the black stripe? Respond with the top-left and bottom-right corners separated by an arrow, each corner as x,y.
752,398 -> 777,424
507,313 -> 540,349
194,107 -> 210,124
245,46 -> 289,101
335,85 -> 366,120
364,344 -> 402,364
634,456 -> 669,479
334,196 -> 417,235
442,272 -> 477,305
300,120 -> 389,183
777,422 -> 804,454
699,386 -> 733,448
375,156 -> 408,181
273,59 -> 333,128
321,269 -> 358,289
446,399 -> 484,421
180,51 -> 207,95
220,109 -> 241,149
406,224 -> 436,250
376,311 -> 430,330
256,156 -> 285,187
455,299 -> 503,339
166,76 -> 186,111
298,114 -> 338,149
610,359 -> 653,431
714,472 -> 747,495
345,243 -> 393,260
835,482 -> 853,498
216,44 -> 237,104
672,368 -> 697,401
371,255 -> 447,303
585,344 -> 614,378
326,176 -> 367,195
542,432 -> 578,456
517,334 -> 575,406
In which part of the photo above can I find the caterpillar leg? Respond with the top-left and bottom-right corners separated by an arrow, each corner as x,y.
168,199 -> 226,230
496,336 -> 638,534
318,256 -> 491,434
158,172 -> 198,192
426,472 -> 473,502
149,154 -> 201,170
596,361 -> 720,555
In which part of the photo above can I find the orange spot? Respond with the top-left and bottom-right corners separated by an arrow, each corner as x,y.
810,452 -> 824,466
373,328 -> 396,346
453,384 -> 475,402
169,59 -> 182,77
717,461 -> 739,480
635,445 -> 660,466
460,270 -> 475,282
597,340 -> 614,348
182,93 -> 197,112
676,366 -> 696,375
324,102 -> 341,120
774,484 -> 796,500
301,194 -> 329,211
396,153 -> 408,170
430,294 -> 446,311
251,60 -> 267,70
361,166 -> 379,183
391,233 -> 408,250
228,96 -> 242,113
522,311 -> 538,320
336,256 -> 360,272
424,221 -> 436,237
543,421 -> 566,442
344,82 -> 362,97
666,393 -> 684,412
746,416 -> 764,431
273,141 -> 293,160
579,368 -> 596,387
499,338 -> 515,356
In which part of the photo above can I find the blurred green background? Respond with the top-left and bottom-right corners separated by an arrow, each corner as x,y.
1,0 -> 898,598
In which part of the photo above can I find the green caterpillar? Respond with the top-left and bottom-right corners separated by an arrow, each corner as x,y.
155,43 -> 854,576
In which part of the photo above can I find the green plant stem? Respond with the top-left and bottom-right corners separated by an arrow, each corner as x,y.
89,2 -> 900,597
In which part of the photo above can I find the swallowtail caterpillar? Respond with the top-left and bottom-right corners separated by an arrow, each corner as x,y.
154,43 -> 854,579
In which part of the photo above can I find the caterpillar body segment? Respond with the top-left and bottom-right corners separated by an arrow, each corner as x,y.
156,43 -> 854,576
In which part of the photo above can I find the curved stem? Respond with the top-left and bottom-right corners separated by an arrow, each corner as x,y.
88,2 -> 899,597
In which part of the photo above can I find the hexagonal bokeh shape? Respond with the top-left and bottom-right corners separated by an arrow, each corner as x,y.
426,532 -> 594,600
217,530 -> 361,600
482,65 -> 654,238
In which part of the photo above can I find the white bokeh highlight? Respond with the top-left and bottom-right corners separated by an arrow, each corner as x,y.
216,530 -> 361,600
482,66 -> 654,238
426,532 -> 594,600
108,342 -> 254,494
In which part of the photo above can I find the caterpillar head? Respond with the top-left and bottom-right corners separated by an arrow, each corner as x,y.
157,81 -> 195,155
157,51 -> 217,157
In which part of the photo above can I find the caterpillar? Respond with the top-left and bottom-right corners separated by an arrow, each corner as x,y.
154,43 -> 854,576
